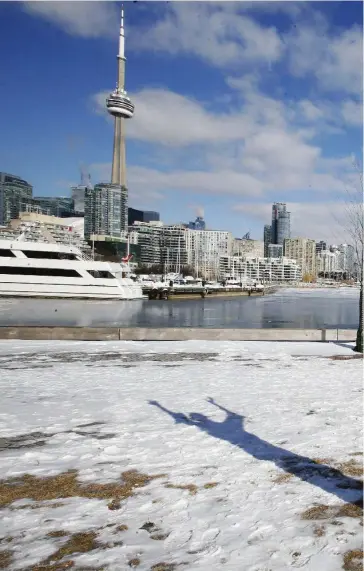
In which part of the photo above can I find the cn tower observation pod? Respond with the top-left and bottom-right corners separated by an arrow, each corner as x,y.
106,88 -> 135,119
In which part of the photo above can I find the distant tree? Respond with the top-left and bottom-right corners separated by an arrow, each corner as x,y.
134,264 -> 163,275
344,165 -> 363,353
180,265 -> 196,277
302,273 -> 315,283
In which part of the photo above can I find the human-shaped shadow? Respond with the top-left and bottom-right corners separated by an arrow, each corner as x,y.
149,398 -> 363,506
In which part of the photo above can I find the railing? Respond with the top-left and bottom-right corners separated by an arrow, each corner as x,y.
79,251 -> 94,262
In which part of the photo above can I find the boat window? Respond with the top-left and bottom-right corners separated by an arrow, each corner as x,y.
87,270 -> 115,279
0,249 -> 15,257
0,267 -> 82,277
23,250 -> 78,260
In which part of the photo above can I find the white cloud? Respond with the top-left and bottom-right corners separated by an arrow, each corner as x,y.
90,162 -> 164,209
23,1 -> 362,98
91,82 -> 356,201
28,1 -> 360,231
341,100 -> 363,127
285,24 -> 363,95
22,1 -> 284,68
91,162 -> 265,199
298,100 -> 325,122
92,88 -> 255,146
129,2 -> 283,68
22,1 -> 119,38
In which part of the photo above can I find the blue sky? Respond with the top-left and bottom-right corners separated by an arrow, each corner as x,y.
1,1 -> 362,242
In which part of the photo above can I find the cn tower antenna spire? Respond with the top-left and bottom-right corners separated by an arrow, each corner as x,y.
118,4 -> 125,62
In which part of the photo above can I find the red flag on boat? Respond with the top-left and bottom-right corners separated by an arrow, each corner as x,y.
122,254 -> 133,262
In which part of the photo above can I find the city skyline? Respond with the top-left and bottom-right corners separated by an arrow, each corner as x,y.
0,2 -> 362,242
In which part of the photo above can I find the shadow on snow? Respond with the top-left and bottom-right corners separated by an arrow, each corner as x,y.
149,398 -> 363,507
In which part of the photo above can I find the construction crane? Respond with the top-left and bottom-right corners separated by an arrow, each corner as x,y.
79,163 -> 92,189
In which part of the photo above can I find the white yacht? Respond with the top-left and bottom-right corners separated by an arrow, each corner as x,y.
0,239 -> 144,300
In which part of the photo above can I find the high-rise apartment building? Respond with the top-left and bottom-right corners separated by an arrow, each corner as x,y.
284,237 -> 316,277
71,187 -> 86,214
337,244 -> 355,275
268,244 -> 283,258
316,250 -> 339,274
128,208 -> 160,226
219,255 -> 301,283
263,224 -> 271,257
33,197 -> 75,218
71,172 -> 93,215
0,172 -> 33,225
185,229 -> 233,278
129,223 -> 233,278
188,216 -> 206,230
272,203 -> 290,245
263,203 -> 290,257
128,222 -> 188,269
316,241 -> 327,254
84,183 -> 128,240
233,238 -> 264,258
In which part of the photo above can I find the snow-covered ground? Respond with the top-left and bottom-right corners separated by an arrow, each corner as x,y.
0,340 -> 362,571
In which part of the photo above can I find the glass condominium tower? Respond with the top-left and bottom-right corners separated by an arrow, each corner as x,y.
271,203 -> 291,246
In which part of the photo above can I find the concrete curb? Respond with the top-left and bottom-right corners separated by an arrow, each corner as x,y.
0,327 -> 357,342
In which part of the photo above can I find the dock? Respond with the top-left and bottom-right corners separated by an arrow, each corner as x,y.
143,286 -> 276,300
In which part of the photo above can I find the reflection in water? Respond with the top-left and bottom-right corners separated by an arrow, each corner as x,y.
0,298 -> 144,327
0,288 -> 359,328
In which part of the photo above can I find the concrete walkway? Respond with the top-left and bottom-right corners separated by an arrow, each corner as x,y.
0,326 -> 357,342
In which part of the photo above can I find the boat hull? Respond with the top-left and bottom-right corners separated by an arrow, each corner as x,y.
0,239 -> 144,300
0,282 -> 144,300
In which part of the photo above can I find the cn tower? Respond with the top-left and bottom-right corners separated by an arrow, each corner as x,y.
106,5 -> 134,187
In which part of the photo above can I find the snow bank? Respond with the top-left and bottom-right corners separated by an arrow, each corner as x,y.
0,340 -> 362,570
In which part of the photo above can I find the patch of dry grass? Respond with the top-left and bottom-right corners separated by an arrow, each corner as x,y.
272,473 -> 294,484
128,559 -> 140,568
30,562 -> 75,571
150,564 -> 176,571
107,499 -> 121,511
301,503 -> 363,521
11,501 -> 65,511
338,460 -> 364,478
115,524 -> 128,532
150,533 -> 170,541
43,531 -> 102,563
46,531 -> 68,539
312,458 -> 333,465
0,469 -> 166,508
328,354 -> 363,361
0,550 -> 12,569
165,483 -> 198,495
313,525 -> 326,537
338,504 -> 363,518
343,549 -> 364,571
203,482 -> 219,489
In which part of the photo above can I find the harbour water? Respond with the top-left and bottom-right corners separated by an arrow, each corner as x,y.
0,287 -> 359,329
